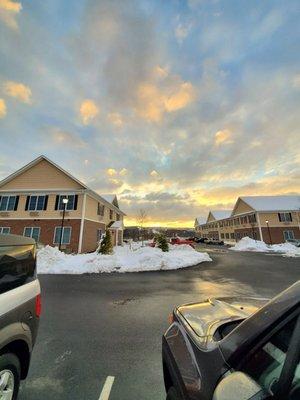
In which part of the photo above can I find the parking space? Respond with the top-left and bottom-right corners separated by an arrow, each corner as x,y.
19,250 -> 300,400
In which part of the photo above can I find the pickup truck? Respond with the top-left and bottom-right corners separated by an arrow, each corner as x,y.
162,281 -> 300,400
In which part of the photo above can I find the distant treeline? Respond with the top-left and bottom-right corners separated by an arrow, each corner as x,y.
124,226 -> 195,241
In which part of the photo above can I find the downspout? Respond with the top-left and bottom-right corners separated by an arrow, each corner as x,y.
256,212 -> 263,241
78,192 -> 87,253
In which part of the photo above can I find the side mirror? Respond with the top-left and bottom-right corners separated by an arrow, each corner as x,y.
213,372 -> 269,400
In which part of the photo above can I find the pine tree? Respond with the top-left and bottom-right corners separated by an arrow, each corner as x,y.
98,230 -> 113,254
156,233 -> 169,252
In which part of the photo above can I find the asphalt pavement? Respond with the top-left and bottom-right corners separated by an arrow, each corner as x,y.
19,246 -> 300,400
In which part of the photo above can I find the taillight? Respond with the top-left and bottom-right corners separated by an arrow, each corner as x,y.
35,294 -> 42,317
168,313 -> 174,325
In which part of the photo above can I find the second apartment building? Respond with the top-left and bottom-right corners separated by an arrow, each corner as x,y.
0,156 -> 125,253
195,195 -> 300,244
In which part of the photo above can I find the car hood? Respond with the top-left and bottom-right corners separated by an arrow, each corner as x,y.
177,297 -> 269,348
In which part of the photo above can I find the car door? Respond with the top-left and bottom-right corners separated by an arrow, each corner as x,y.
236,311 -> 300,399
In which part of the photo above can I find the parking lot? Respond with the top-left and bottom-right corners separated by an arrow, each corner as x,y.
19,247 -> 300,400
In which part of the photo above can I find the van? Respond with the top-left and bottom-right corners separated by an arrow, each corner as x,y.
0,234 -> 41,399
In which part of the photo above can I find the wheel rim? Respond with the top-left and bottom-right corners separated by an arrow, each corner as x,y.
0,370 -> 14,400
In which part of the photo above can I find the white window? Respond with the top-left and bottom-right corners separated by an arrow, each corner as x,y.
27,195 -> 47,211
57,195 -> 77,211
54,227 -> 72,244
283,230 -> 295,240
0,195 -> 18,211
278,212 -> 292,222
0,227 -> 10,234
24,227 -> 41,242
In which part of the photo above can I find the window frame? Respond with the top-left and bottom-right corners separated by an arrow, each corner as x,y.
57,195 -> 77,211
27,195 -> 46,211
284,230 -> 295,241
0,227 -> 11,234
23,226 -> 41,242
0,195 -> 17,211
53,226 -> 72,245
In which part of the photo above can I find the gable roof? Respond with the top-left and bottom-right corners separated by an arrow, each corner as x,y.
210,210 -> 232,221
0,155 -> 125,215
195,217 -> 205,226
101,194 -> 119,208
237,195 -> 300,212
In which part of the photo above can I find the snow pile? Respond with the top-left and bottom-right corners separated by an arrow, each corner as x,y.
230,237 -> 300,257
37,244 -> 212,274
230,237 -> 270,252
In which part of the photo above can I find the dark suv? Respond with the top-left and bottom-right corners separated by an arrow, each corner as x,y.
0,234 -> 41,399
162,281 -> 300,400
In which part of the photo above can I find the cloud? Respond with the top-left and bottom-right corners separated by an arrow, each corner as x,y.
106,168 -> 117,176
3,81 -> 32,103
175,22 -> 192,43
150,170 -> 159,177
0,0 -> 21,30
0,98 -> 6,118
136,76 -> 195,122
119,168 -> 128,176
214,129 -> 233,146
51,128 -> 85,148
79,100 -> 99,125
107,112 -> 123,127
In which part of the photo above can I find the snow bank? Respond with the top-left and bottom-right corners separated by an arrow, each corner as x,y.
37,244 -> 212,274
230,237 -> 300,257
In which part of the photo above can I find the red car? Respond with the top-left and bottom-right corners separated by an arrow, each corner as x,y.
170,237 -> 195,248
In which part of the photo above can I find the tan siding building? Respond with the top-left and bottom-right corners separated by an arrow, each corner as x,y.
195,195 -> 300,244
0,156 -> 125,252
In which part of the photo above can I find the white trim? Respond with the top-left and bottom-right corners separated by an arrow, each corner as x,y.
78,193 -> 86,253
53,226 -> 72,245
83,217 -> 107,225
0,279 -> 40,315
256,212 -> 263,241
0,189 -> 85,194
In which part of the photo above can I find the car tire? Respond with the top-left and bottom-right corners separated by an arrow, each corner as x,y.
166,386 -> 181,400
0,353 -> 21,400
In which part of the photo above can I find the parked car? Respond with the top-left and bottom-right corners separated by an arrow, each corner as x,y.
162,281 -> 300,400
194,237 -> 206,243
170,237 -> 195,248
204,238 -> 224,245
286,239 -> 300,247
0,234 -> 41,399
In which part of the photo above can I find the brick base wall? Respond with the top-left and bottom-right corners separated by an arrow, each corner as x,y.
234,227 -> 261,241
261,226 -> 300,244
0,219 -> 81,252
82,220 -> 106,253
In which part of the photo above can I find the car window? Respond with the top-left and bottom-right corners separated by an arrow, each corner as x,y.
0,244 -> 36,294
241,317 -> 299,397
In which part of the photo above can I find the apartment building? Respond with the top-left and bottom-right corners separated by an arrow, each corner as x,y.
195,195 -> 300,244
0,155 -> 125,252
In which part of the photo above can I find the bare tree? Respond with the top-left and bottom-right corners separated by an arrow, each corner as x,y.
137,209 -> 147,246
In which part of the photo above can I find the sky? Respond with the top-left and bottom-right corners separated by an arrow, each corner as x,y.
0,0 -> 299,227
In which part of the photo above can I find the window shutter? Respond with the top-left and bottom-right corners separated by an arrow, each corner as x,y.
74,195 -> 78,210
44,195 -> 48,210
289,213 -> 292,222
55,195 -> 59,210
25,196 -> 30,211
278,213 -> 282,222
14,196 -> 19,211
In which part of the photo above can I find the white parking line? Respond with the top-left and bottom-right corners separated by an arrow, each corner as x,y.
99,376 -> 115,400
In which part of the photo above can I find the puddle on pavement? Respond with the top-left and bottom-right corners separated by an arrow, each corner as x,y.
193,275 -> 257,298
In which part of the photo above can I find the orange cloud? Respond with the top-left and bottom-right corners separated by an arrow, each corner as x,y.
106,168 -> 117,176
0,0 -> 22,30
3,81 -> 32,103
80,99 -> 99,125
107,112 -> 123,127
214,129 -> 233,146
0,98 -> 7,118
